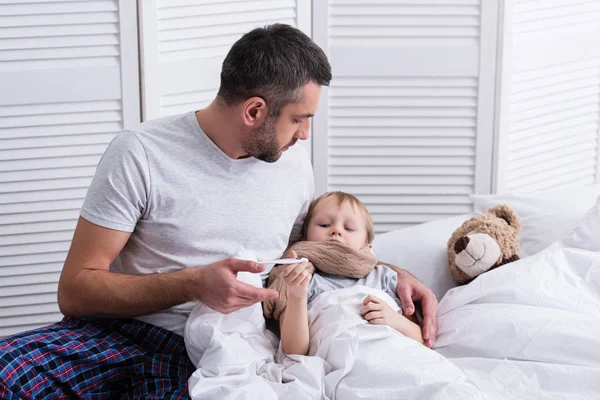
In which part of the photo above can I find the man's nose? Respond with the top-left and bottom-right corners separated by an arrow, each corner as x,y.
297,119 -> 311,140
295,129 -> 309,141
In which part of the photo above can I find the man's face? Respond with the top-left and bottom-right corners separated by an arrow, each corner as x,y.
244,81 -> 321,163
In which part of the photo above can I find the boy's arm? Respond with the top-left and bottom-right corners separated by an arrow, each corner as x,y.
279,296 -> 310,355
279,252 -> 312,355
361,295 -> 424,344
392,314 -> 424,344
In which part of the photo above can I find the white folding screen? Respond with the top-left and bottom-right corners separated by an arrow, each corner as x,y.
3,0 -> 599,338
312,0 -> 498,233
0,0 -> 140,337
495,0 -> 600,192
138,0 -> 312,155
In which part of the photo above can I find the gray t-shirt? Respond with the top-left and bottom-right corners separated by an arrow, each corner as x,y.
307,265 -> 402,309
81,111 -> 314,335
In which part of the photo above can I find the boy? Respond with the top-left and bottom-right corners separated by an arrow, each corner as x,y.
279,191 -> 423,355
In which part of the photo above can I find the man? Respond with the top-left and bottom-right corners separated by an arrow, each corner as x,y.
0,24 -> 438,399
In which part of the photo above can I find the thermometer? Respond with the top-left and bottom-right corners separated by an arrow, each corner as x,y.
258,257 -> 308,265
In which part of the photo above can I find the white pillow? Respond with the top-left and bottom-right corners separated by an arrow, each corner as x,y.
470,184 -> 600,258
372,214 -> 474,302
555,196 -> 600,252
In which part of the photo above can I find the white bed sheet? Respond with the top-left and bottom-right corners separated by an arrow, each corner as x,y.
186,206 -> 600,399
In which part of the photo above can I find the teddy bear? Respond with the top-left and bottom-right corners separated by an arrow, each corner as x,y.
447,204 -> 521,285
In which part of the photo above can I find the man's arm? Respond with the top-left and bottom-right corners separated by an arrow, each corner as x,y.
58,217 -> 277,318
380,261 -> 439,348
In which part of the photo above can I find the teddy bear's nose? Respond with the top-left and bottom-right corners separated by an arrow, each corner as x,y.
454,236 -> 470,253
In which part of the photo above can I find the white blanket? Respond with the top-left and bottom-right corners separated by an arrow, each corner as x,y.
296,286 -> 489,400
435,245 -> 600,399
185,206 -> 600,399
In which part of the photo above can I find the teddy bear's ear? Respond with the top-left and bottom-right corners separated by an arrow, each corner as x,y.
487,204 -> 521,232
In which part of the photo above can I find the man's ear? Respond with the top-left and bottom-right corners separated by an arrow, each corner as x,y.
241,97 -> 268,127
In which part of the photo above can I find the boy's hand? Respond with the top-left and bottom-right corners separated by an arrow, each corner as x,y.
281,250 -> 312,299
360,295 -> 404,330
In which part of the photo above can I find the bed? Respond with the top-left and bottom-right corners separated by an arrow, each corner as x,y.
188,185 -> 600,399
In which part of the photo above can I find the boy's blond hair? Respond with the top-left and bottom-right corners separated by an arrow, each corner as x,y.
302,191 -> 374,244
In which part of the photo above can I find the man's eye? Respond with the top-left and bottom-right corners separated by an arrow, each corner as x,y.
293,119 -> 300,124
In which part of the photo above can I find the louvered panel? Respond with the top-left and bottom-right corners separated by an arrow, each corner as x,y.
0,292 -> 58,309
0,0 -> 139,336
330,0 -> 480,46
507,158 -> 596,191
154,0 -> 305,117
161,88 -> 217,116
2,231 -> 75,246
330,127 -> 475,138
0,262 -> 64,278
0,209 -> 81,226
327,73 -> 479,232
513,0 -> 600,33
509,126 -> 598,153
2,272 -> 61,287
509,132 -> 598,161
1,282 -> 59,298
0,313 -> 63,338
508,142 -> 595,172
0,122 -> 123,139
313,0 -> 497,233
0,0 -> 119,69
0,155 -> 103,173
499,0 -> 600,193
332,185 -> 474,196
506,58 -> 600,192
507,168 -> 596,193
0,252 -> 69,268
1,222 -> 77,237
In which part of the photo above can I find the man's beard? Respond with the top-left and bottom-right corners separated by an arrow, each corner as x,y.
242,116 -> 295,163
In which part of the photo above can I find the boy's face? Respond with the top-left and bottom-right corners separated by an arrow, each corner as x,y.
305,197 -> 369,251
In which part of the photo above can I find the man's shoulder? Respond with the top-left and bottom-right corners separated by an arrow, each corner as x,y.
126,112 -> 191,139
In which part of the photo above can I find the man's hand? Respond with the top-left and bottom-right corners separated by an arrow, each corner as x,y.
394,268 -> 438,348
280,250 -> 312,299
186,258 -> 278,314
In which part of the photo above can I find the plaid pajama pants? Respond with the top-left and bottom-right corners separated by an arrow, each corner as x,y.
0,317 -> 195,399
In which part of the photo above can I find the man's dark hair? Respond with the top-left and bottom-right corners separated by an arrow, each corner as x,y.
217,23 -> 332,116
